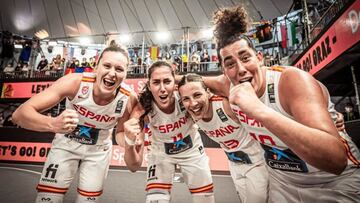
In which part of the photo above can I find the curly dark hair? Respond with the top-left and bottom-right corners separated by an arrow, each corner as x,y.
138,61 -> 174,126
213,5 -> 255,65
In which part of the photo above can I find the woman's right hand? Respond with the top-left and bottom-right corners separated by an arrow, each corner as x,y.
124,118 -> 142,145
50,109 -> 79,134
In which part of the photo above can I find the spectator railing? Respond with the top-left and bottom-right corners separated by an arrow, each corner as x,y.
126,62 -> 221,78
288,0 -> 352,65
0,69 -> 64,80
1,62 -> 222,80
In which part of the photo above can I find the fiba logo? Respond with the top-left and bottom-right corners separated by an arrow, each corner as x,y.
45,164 -> 59,179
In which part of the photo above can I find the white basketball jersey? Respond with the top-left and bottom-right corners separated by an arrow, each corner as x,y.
231,67 -> 360,184
196,96 -> 263,162
64,72 -> 131,142
148,92 -> 203,158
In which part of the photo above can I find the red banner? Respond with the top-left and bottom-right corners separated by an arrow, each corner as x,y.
0,142 -> 229,171
1,82 -> 54,99
0,78 -> 147,99
294,0 -> 360,75
124,78 -> 147,94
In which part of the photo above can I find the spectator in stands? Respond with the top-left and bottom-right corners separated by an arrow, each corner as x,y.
171,61 -> 179,73
53,54 -> 62,71
0,112 -> 4,127
15,62 -> 22,72
190,51 -> 201,72
81,57 -> 89,68
3,114 -> 16,127
201,49 -> 210,71
343,103 -> 359,121
181,54 -> 188,72
89,57 -> 96,68
3,63 -> 15,75
37,55 -> 48,71
0,33 -> 15,71
74,59 -> 84,73
69,57 -> 77,69
21,63 -> 29,77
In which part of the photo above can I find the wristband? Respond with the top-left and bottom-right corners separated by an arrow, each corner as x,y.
124,133 -> 136,146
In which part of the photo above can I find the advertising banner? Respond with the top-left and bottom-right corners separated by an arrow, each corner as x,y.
1,78 -> 147,99
294,0 -> 360,75
1,82 -> 54,99
0,141 -> 229,171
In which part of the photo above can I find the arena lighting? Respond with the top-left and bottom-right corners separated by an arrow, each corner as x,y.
14,44 -> 23,49
201,28 -> 213,39
57,40 -> 67,44
79,37 -> 91,45
48,41 -> 57,46
119,34 -> 131,43
156,31 -> 170,41
34,29 -> 49,39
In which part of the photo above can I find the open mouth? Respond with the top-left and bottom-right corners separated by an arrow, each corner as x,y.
103,78 -> 116,88
159,95 -> 169,102
238,77 -> 252,84
190,106 -> 203,116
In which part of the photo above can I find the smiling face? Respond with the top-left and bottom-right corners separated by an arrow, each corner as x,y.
94,51 -> 128,97
179,81 -> 211,121
220,39 -> 266,97
148,65 -> 176,112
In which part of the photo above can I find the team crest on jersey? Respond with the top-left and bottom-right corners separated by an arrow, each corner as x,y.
115,100 -> 123,113
268,83 -> 275,103
216,108 -> 228,122
82,86 -> 89,95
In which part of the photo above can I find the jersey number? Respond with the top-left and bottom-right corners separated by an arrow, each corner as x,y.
249,132 -> 276,146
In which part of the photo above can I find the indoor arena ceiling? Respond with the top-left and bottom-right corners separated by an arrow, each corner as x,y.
0,0 -> 293,45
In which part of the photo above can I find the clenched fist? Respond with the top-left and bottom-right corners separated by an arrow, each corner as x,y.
229,82 -> 265,118
50,109 -> 79,134
124,118 -> 142,145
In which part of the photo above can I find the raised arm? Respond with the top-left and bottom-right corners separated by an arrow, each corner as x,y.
202,74 -> 231,97
12,73 -> 81,133
115,98 -> 145,172
230,68 -> 347,174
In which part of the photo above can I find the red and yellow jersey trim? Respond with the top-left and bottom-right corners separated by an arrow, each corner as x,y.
119,87 -> 131,96
146,183 -> 172,191
77,188 -> 103,197
82,76 -> 95,83
189,183 -> 214,194
268,66 -> 285,72
36,184 -> 68,194
210,95 -> 224,101
341,137 -> 360,167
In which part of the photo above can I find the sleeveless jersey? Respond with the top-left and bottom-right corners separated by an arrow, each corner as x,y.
148,92 -> 203,158
64,72 -> 131,143
196,96 -> 263,164
231,66 -> 360,184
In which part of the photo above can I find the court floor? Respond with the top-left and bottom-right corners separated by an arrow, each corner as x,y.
0,163 -> 239,203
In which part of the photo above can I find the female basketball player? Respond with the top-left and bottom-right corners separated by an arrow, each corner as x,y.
123,61 -> 215,203
12,44 -> 139,203
178,73 -> 268,203
201,5 -> 360,202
